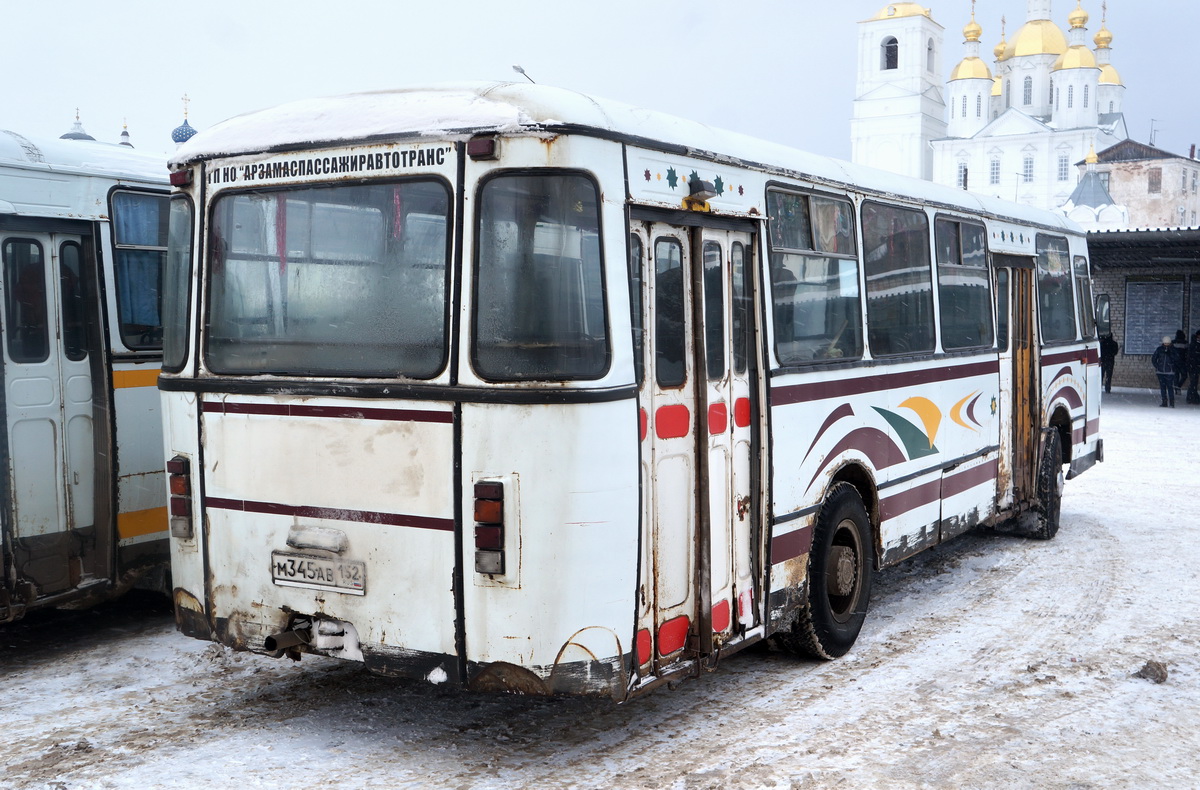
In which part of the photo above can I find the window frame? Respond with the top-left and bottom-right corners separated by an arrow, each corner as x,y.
861,200 -> 936,359
109,187 -> 172,352
162,194 -> 195,373
934,216 -> 994,352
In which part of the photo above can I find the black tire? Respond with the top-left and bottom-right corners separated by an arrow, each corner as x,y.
776,482 -> 874,659
1029,429 -> 1064,541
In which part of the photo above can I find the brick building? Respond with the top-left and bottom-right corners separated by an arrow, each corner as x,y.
1087,227 -> 1200,389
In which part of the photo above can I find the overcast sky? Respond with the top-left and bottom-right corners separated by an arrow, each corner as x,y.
0,1 -> 1196,162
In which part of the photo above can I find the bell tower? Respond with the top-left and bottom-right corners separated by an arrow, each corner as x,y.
851,3 -> 947,180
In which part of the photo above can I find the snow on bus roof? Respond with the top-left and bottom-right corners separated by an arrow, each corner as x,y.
0,129 -> 167,183
171,81 -> 1078,233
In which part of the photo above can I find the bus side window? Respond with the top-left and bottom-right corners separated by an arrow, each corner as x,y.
3,238 -> 49,363
59,241 -> 89,362
935,218 -> 993,350
1074,256 -> 1096,339
629,234 -> 644,385
1035,234 -> 1076,343
862,202 -> 934,357
995,269 -> 1009,352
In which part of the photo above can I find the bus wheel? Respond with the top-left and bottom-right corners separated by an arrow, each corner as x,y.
779,482 -> 874,660
1029,429 -> 1064,541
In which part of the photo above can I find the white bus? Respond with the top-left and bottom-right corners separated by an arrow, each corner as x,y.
161,84 -> 1101,699
1,129 -> 171,622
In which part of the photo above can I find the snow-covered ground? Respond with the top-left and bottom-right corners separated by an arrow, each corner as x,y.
2,389 -> 1197,790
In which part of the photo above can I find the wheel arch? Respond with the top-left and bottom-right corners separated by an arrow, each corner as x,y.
1047,405 -> 1073,465
826,461 -> 881,570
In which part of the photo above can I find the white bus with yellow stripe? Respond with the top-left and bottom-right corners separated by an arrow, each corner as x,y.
0,129 -> 170,622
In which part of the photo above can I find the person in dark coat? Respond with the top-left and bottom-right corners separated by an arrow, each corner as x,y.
1152,335 -> 1177,407
1099,333 -> 1118,393
1172,329 -> 1189,392
1187,329 -> 1200,405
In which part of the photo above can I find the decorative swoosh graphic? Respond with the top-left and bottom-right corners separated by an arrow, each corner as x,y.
802,403 -> 855,464
807,427 -> 907,492
950,391 -> 981,432
874,406 -> 940,459
898,397 -> 943,450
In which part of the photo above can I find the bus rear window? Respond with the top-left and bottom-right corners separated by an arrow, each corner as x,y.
206,180 -> 450,378
472,173 -> 608,381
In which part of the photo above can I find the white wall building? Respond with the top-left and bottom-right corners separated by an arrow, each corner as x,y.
853,1 -> 1129,213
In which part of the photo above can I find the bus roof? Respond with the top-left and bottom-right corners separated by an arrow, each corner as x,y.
171,82 -> 1081,234
0,129 -> 167,184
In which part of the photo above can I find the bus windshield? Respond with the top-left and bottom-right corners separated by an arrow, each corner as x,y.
206,180 -> 450,378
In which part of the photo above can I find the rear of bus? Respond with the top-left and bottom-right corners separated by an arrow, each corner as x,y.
161,99 -> 639,697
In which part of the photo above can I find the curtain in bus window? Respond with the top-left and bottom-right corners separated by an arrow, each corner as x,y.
935,219 -> 994,350
3,239 -> 49,363
112,192 -> 169,349
472,173 -> 608,381
206,180 -> 450,377
862,203 -> 934,356
810,197 -> 856,256
1036,235 -> 1076,343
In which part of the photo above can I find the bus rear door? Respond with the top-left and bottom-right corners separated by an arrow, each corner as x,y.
632,218 -> 760,679
0,229 -> 109,604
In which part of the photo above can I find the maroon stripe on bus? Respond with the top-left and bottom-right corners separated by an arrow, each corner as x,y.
1087,418 -> 1099,437
942,459 -> 999,499
1048,385 -> 1084,410
771,523 -> 813,564
772,360 -> 999,406
1041,349 -> 1088,367
202,400 -> 453,424
880,479 -> 941,522
206,496 -> 454,532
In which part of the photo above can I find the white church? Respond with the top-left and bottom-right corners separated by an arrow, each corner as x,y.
851,0 -> 1131,222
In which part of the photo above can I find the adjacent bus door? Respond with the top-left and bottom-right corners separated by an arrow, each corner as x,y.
0,231 -> 108,599
994,258 -> 1039,512
632,219 -> 759,677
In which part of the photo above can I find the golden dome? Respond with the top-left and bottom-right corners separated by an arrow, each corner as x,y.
1094,24 -> 1113,49
868,3 -> 931,21
992,75 -> 1003,96
994,36 -> 1008,60
1003,19 -> 1068,59
1053,44 -> 1098,71
1099,63 -> 1123,86
1067,2 -> 1089,29
964,19 -> 983,43
1085,145 -> 1099,165
951,56 -> 992,81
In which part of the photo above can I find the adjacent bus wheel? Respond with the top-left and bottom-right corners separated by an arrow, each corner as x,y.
1029,429 -> 1064,541
778,482 -> 874,660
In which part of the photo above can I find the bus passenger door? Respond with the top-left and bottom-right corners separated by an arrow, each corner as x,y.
995,260 -> 1039,512
0,232 -> 107,601
632,220 -> 758,679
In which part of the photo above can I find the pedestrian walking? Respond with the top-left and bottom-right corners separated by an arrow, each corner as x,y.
1152,335 -> 1177,407
1099,332 -> 1118,393
1172,330 -> 1189,393
1187,329 -> 1200,405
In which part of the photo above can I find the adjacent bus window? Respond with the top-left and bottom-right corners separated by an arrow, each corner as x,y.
112,191 -> 170,350
703,241 -> 725,380
1074,256 -> 1096,339
731,241 -> 750,374
995,268 -> 1010,352
862,203 -> 934,356
768,190 -> 861,364
655,237 -> 686,388
163,197 -> 194,371
59,241 -> 88,362
935,218 -> 993,350
473,173 -> 607,381
208,180 -> 451,377
3,238 -> 48,363
1036,234 -> 1076,343
629,234 -> 645,386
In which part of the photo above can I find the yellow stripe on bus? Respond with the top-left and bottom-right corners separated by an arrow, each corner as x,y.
112,369 -> 161,389
118,506 -> 168,539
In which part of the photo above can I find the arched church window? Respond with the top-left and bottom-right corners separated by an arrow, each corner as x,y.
1068,86 -> 1074,109
882,37 -> 899,70
957,163 -> 969,189
1108,101 -> 1114,113
1083,85 -> 1089,108
927,39 -> 935,72
962,96 -> 968,118
1023,77 -> 1033,106
1023,155 -> 1035,183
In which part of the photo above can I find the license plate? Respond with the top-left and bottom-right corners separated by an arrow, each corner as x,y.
271,552 -> 366,595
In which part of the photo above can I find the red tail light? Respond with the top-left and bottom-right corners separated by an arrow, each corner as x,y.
473,481 -> 505,574
167,455 -> 194,539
